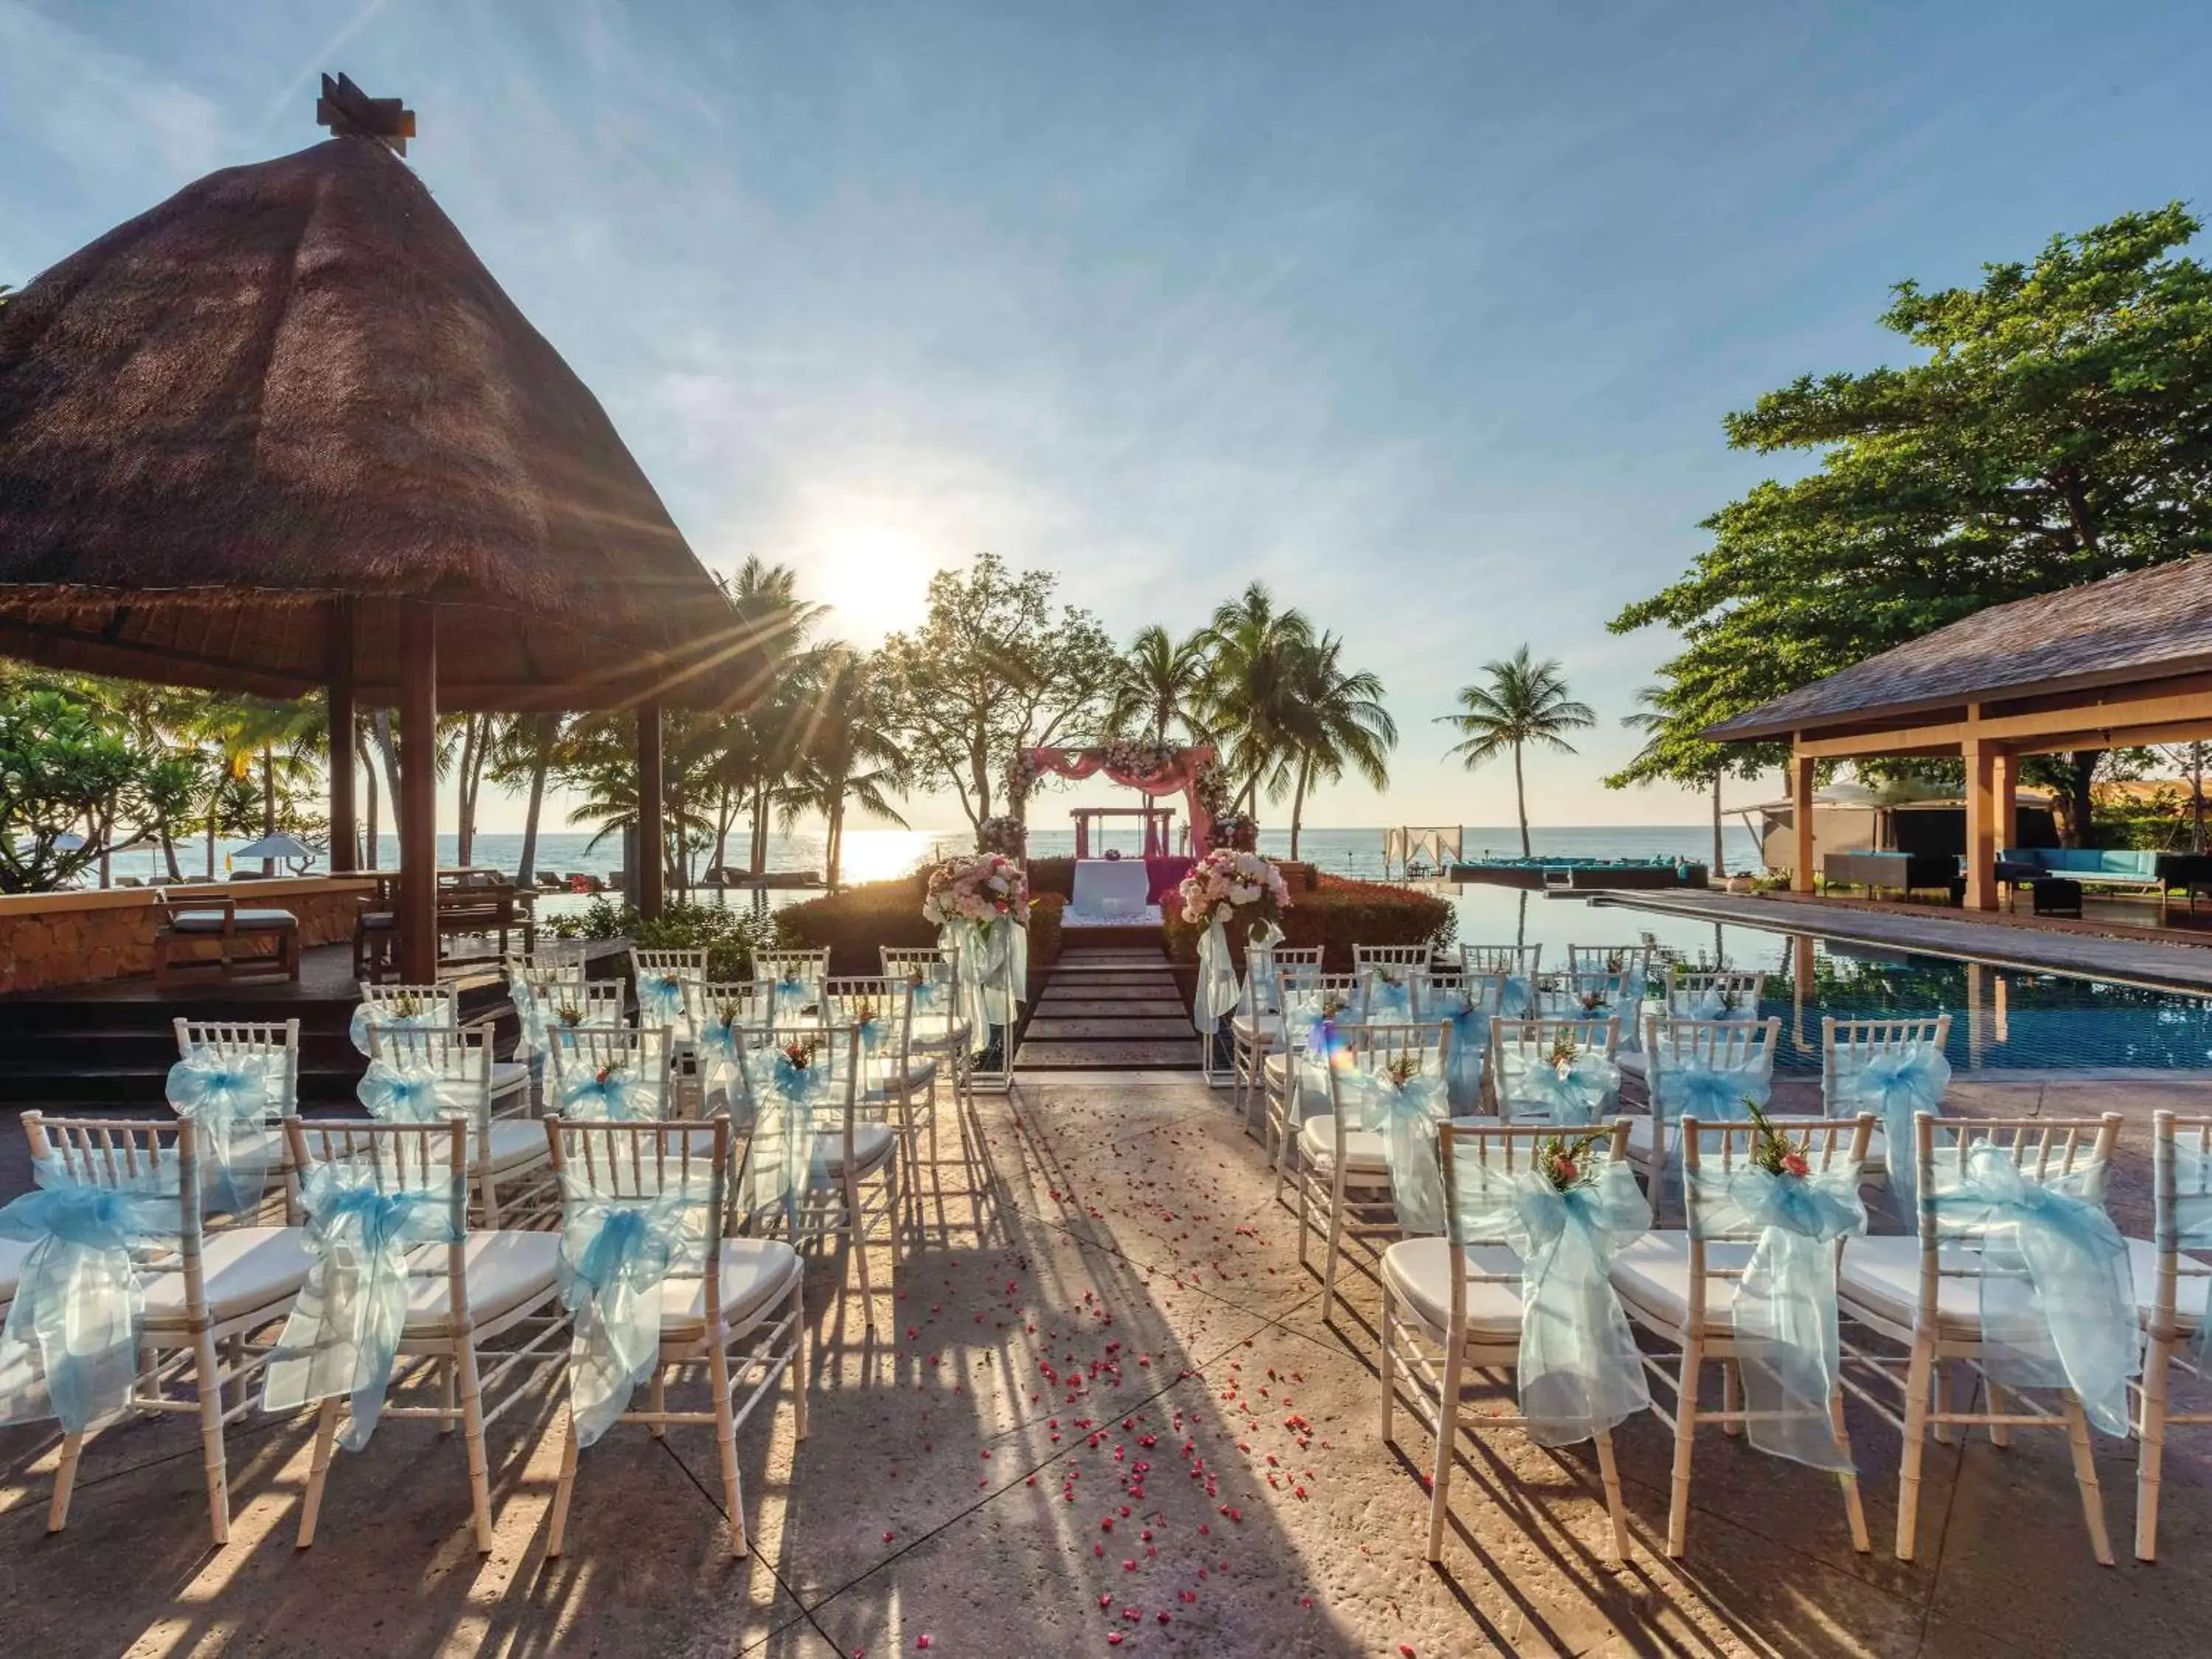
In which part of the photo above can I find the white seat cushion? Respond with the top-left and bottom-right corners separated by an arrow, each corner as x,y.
1617,1050 -> 1647,1079
911,1017 -> 973,1051
2130,1237 -> 2212,1331
1381,1237 -> 1527,1338
661,1239 -> 803,1337
1231,1012 -> 1282,1043
402,1231 -> 560,1332
1610,1231 -> 1755,1333
817,1122 -> 898,1180
866,1057 -> 939,1095
142,1226 -> 313,1326
490,1060 -> 531,1096
1296,1114 -> 1388,1173
0,1236 -> 35,1304
477,1120 -> 552,1175
1837,1235 -> 1991,1338
170,908 -> 298,932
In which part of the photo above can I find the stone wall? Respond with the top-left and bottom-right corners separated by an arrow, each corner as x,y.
0,878 -> 378,995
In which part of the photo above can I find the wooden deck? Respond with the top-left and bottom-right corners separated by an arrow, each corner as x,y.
1599,887 -> 2212,992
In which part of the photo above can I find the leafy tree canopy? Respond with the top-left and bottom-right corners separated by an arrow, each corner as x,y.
0,688 -> 202,892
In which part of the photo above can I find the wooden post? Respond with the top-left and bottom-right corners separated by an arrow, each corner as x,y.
1992,748 -> 2018,855
1790,749 -> 1817,894
327,601 -> 358,872
637,699 -> 664,920
399,603 -> 439,981
1964,738 -> 1997,911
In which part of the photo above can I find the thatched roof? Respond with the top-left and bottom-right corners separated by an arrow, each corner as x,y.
0,132 -> 748,711
1705,557 -> 2212,742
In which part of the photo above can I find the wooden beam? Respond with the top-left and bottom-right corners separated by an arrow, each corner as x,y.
399,603 -> 439,981
1964,738 -> 1998,912
327,600 -> 358,872
1992,748 -> 2018,855
637,699 -> 664,920
1790,750 -> 1816,894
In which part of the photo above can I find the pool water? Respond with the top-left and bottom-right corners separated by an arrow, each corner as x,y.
1425,880 -> 2212,1074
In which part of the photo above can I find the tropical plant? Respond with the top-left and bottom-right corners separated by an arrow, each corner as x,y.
877,553 -> 1119,829
1437,647 -> 1595,857
1613,205 -> 2212,846
0,688 -> 204,892
485,712 -> 566,886
1105,625 -> 1214,747
1196,582 -> 1315,814
1270,633 -> 1394,860
1606,682 -> 1742,872
777,647 -> 908,888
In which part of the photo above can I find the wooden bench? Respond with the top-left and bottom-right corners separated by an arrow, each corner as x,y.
153,891 -> 302,990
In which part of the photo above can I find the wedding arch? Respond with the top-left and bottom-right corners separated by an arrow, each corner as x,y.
1013,741 -> 1224,857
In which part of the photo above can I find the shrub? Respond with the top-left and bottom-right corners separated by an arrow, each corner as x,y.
776,877 -> 1064,978
544,895 -> 771,981
1164,872 -> 1454,973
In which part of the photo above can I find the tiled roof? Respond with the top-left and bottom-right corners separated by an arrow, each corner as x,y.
1705,558 -> 2212,742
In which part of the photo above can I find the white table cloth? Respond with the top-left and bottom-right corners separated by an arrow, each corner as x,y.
1071,858 -> 1152,918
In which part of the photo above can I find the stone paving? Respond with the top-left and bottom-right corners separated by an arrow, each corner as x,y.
5,1066 -> 2212,1656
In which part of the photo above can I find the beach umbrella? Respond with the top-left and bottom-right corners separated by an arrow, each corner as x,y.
232,832 -> 319,874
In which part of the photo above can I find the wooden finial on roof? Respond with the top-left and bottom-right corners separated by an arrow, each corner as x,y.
316,73 -> 415,156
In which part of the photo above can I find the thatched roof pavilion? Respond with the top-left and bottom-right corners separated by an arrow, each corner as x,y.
0,78 -> 735,973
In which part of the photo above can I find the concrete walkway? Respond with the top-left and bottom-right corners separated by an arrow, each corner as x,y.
4,1071 -> 2211,1657
1603,888 -> 2212,992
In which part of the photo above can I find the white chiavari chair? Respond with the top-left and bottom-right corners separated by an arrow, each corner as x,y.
1662,966 -> 1767,1021
1489,1017 -> 1621,1125
1632,1016 -> 1784,1191
1820,1015 -> 1952,1192
171,1017 -> 302,1221
883,945 -> 976,1116
1231,943 -> 1322,1136
546,1025 -> 676,1122
823,977 -> 937,1216
1264,971 -> 1365,1197
366,1020 -> 557,1226
2130,1110 -> 2212,1562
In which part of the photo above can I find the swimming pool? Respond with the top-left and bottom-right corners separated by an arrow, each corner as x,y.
1424,880 -> 2212,1073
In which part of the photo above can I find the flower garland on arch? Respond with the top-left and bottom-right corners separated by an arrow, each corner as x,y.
1012,742 -> 1225,855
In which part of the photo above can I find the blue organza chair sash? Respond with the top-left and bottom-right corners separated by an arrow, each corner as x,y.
2171,1140 -> 2212,1366
1671,984 -> 1757,1021
1836,1043 -> 1950,1211
1433,992 -> 1491,1113
1498,974 -> 1534,1018
902,968 -> 953,1018
262,1161 -> 465,1448
1447,1152 -> 1652,1445
559,1064 -> 659,1121
1688,1162 -> 1865,1468
1363,971 -> 1416,1023
1193,914 -> 1269,1036
347,1004 -> 450,1055
1929,1143 -> 2137,1436
357,1058 -> 476,1124
0,1177 -> 176,1432
1655,1059 -> 1772,1125
1498,1047 -> 1621,1126
164,1048 -> 276,1216
557,1171 -> 712,1447
742,1048 -> 835,1225
1338,1068 -> 1450,1235
507,974 -> 563,1060
637,973 -> 687,1029
1539,974 -> 1634,1023
771,972 -> 821,1022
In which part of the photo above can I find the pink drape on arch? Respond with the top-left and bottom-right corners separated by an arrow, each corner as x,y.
1025,745 -> 1218,857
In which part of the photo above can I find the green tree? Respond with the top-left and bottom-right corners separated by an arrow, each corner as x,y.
878,554 -> 1119,829
1270,633 -> 1394,860
1197,583 -> 1315,815
486,712 -> 567,886
1606,682 -> 1747,872
1613,206 -> 2212,845
0,689 -> 202,892
1437,647 -> 1594,858
777,647 -> 908,888
1105,625 -> 1214,746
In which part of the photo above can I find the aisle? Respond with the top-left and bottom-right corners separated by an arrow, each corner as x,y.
1015,945 -> 1197,1071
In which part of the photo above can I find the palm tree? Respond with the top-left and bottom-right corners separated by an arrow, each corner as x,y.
777,647 -> 908,888
1270,634 -> 1395,860
487,713 -> 566,886
1618,684 -> 1728,872
1198,583 -> 1315,813
1105,625 -> 1213,745
1436,647 -> 1595,858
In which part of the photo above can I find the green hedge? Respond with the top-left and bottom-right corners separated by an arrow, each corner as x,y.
1163,872 -> 1455,973
544,896 -> 771,981
774,878 -> 1064,979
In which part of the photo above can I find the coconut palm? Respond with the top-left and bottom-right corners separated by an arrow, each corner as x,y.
1198,583 -> 1315,813
487,713 -> 567,886
1437,647 -> 1595,858
777,647 -> 908,888
1269,634 -> 1395,860
1105,625 -> 1214,746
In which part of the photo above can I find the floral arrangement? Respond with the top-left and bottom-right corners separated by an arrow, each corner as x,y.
1576,987 -> 1612,1015
781,1035 -> 822,1071
1538,1128 -> 1607,1193
1546,1031 -> 1580,1071
554,997 -> 587,1027
389,990 -> 425,1019
922,852 -> 1029,927
594,1061 -> 625,1088
1381,1052 -> 1424,1088
1742,1096 -> 1812,1178
1211,811 -> 1259,852
976,815 -> 1026,858
1318,989 -> 1354,1022
1004,749 -> 1044,805
1177,847 -> 1292,932
1099,737 -> 1183,780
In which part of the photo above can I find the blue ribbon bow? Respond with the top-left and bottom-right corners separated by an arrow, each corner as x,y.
1366,973 -> 1414,1022
1691,1163 -> 1865,1469
0,1179 -> 175,1433
1500,1046 -> 1621,1126
1450,1155 -> 1652,1446
560,1064 -> 657,1121
557,1176 -> 706,1447
1499,974 -> 1534,1018
745,1050 -> 832,1225
2171,1140 -> 2212,1368
1340,1069 -> 1450,1236
1930,1143 -> 2138,1437
1837,1044 -> 1950,1211
164,1048 -> 276,1216
347,1004 -> 448,1056
637,973 -> 686,1029
772,973 -> 818,1021
357,1059 -> 473,1124
262,1164 -> 464,1448
1656,1059 -> 1770,1126
1436,994 -> 1490,1113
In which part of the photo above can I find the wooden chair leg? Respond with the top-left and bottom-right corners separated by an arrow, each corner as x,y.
648,1366 -> 668,1439
1667,1340 -> 1702,1558
708,1338 -> 748,1558
194,1324 -> 232,1545
1318,1169 -> 1346,1324
1379,1298 -> 1396,1445
2060,1391 -> 2115,1566
1896,1340 -> 1934,1561
2137,1336 -> 2172,1562
1832,1383 -> 1871,1553
1932,1360 -> 1956,1446
846,1170 -> 876,1328
456,1341 -> 495,1554
1593,1426 -> 1632,1564
46,1431 -> 85,1534
296,1397 -> 343,1548
790,1281 -> 810,1440
547,1411 -> 580,1558
1426,1335 -> 1467,1563
1720,1360 -> 1742,1436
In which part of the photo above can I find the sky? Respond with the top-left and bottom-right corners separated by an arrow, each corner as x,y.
4,1 -> 2209,838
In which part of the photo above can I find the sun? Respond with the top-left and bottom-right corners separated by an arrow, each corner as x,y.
807,520 -> 936,644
